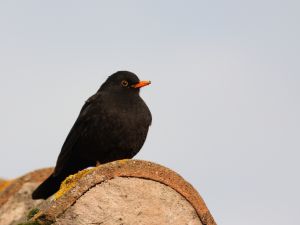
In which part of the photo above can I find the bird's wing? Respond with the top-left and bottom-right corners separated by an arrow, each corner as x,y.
53,94 -> 99,177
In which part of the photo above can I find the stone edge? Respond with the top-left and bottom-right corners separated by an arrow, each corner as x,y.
0,168 -> 53,206
35,160 -> 216,225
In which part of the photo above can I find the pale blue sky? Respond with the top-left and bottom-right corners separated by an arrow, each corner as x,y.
0,1 -> 299,224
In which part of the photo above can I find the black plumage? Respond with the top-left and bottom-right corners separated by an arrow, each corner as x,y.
32,71 -> 152,199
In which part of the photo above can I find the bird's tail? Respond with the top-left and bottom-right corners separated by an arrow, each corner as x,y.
32,173 -> 62,200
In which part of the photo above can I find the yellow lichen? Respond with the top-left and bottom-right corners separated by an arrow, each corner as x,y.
53,160 -> 127,200
116,159 -> 129,165
0,180 -> 12,192
54,168 -> 96,200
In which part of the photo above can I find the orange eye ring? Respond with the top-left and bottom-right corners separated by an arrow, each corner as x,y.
121,80 -> 129,87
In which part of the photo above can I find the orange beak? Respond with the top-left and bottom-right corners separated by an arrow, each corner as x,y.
132,80 -> 151,88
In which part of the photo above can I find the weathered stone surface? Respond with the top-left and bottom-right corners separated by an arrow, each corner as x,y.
1,160 -> 216,225
0,182 -> 43,225
34,160 -> 216,225
55,177 -> 202,225
0,168 -> 53,225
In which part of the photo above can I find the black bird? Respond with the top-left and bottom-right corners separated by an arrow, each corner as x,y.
32,71 -> 152,199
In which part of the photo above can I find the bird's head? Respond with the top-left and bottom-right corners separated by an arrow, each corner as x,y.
99,71 -> 151,94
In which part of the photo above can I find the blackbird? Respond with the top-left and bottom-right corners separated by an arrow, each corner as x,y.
32,71 -> 152,199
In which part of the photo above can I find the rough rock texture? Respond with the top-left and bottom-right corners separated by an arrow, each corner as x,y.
0,168 -> 53,225
0,182 -> 43,225
55,177 -> 202,225
1,160 -> 216,225
33,160 -> 216,225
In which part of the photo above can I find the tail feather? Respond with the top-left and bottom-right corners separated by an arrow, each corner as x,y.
32,173 -> 62,199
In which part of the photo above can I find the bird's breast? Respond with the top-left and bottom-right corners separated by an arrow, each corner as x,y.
81,95 -> 151,163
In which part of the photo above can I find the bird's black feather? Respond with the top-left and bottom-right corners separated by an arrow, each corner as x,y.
32,71 -> 151,199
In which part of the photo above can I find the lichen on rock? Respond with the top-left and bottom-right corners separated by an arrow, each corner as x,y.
0,179 -> 12,193
54,168 -> 95,200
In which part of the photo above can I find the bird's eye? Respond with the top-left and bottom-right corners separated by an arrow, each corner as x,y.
121,80 -> 129,87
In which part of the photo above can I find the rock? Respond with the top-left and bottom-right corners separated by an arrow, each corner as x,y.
0,169 -> 53,225
1,160 -> 216,225
55,177 -> 202,225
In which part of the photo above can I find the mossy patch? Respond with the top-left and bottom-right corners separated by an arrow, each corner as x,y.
27,208 -> 40,220
18,221 -> 41,225
16,208 -> 41,225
